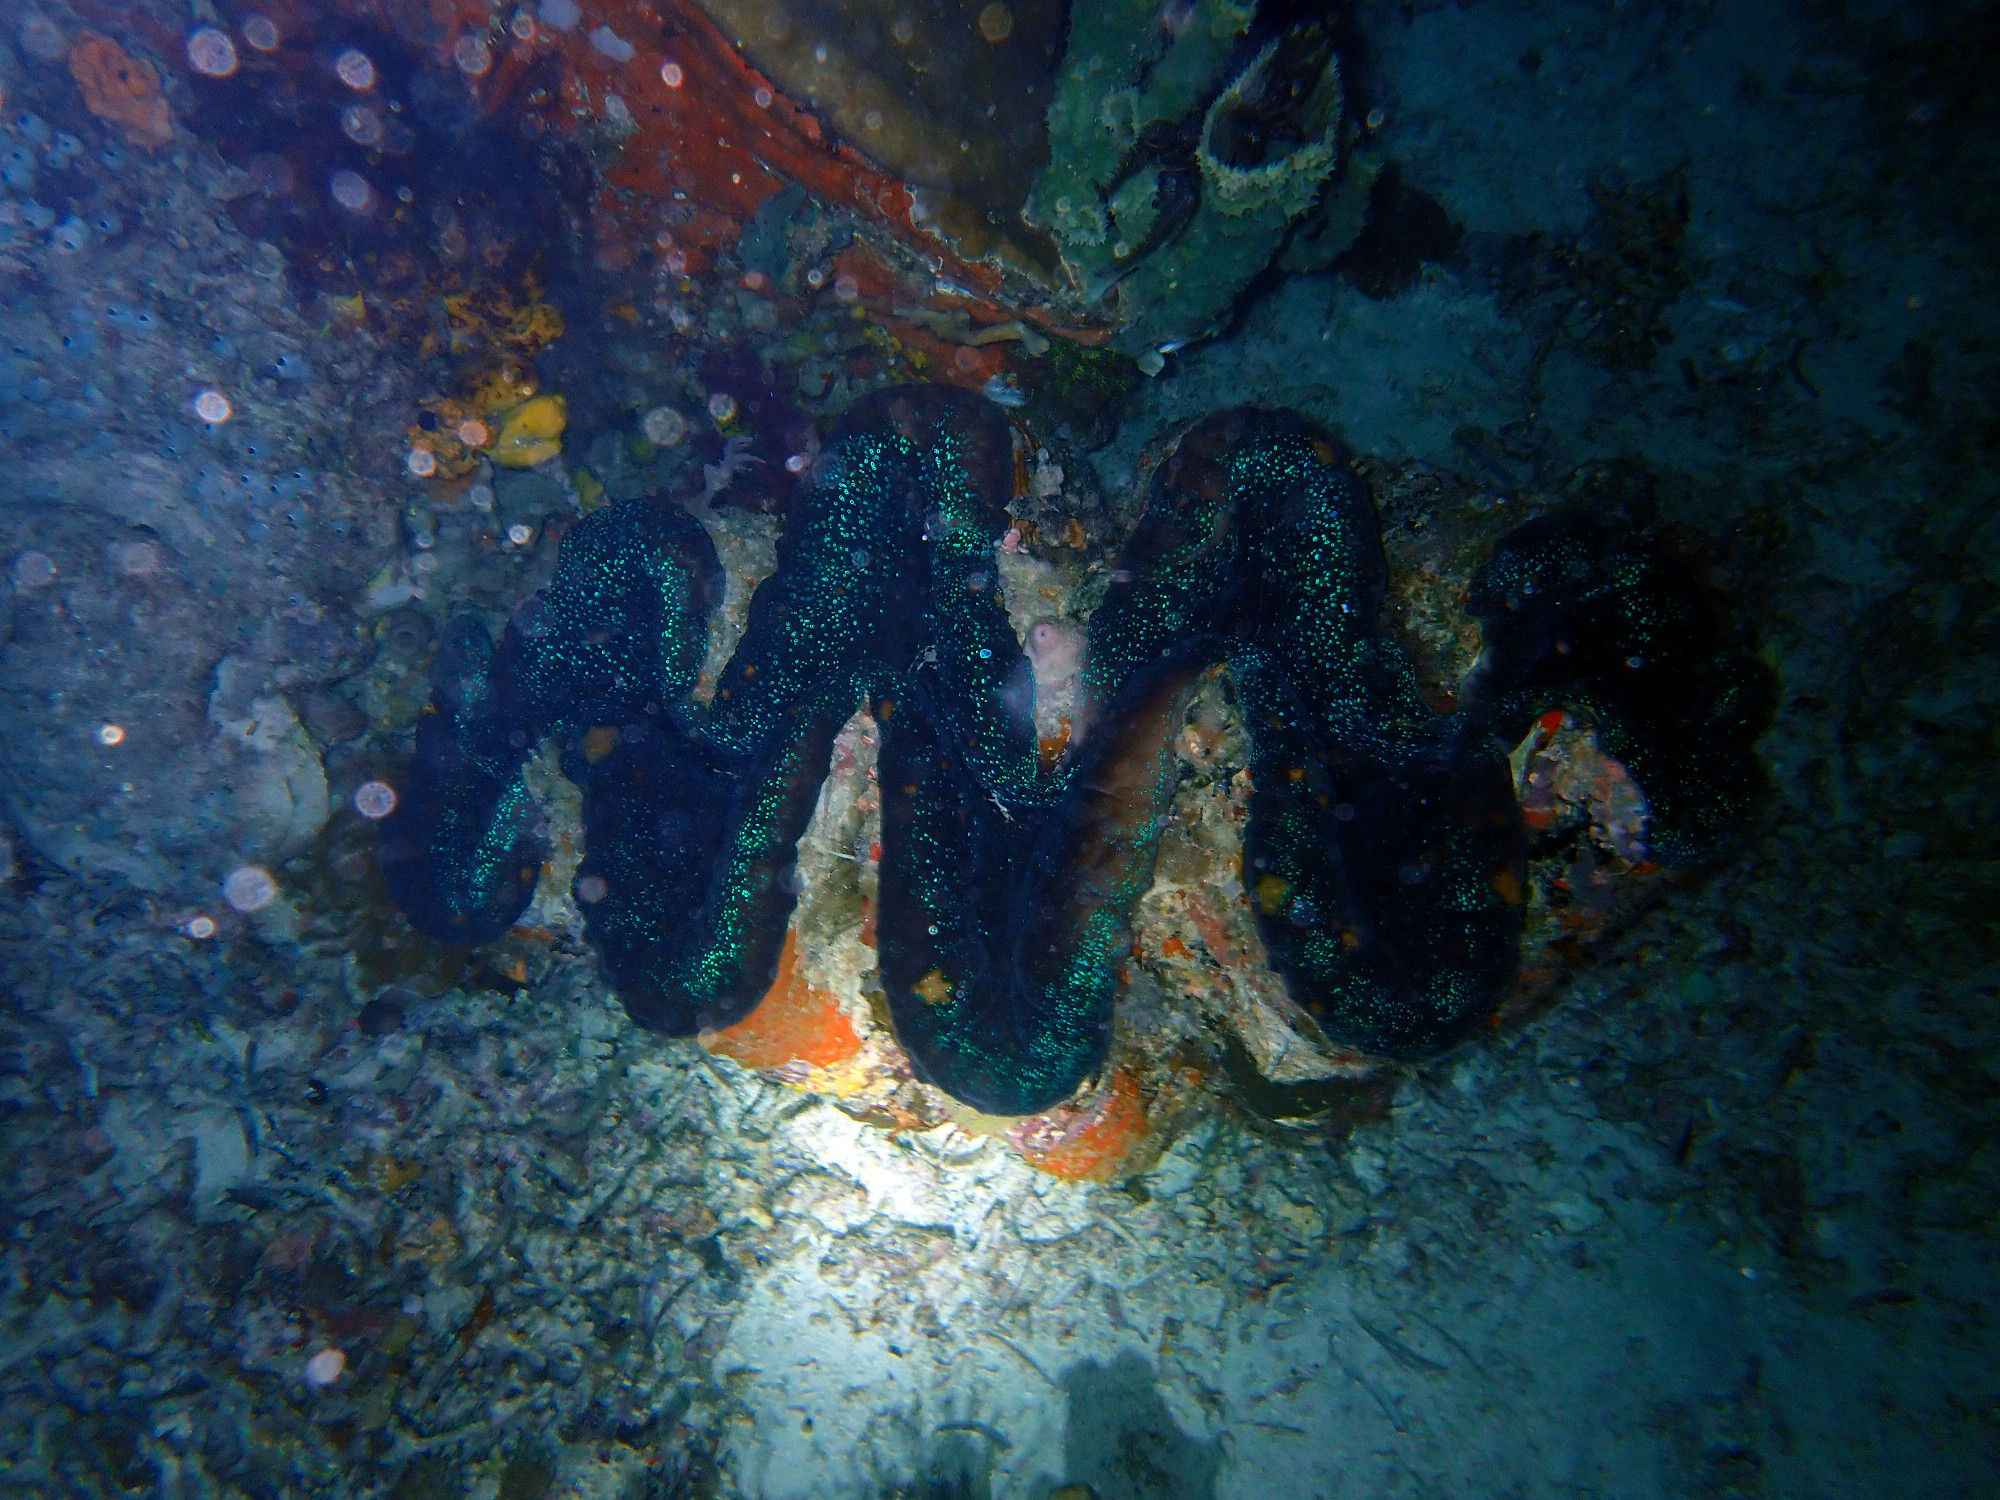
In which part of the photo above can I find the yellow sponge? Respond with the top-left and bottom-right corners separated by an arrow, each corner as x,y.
485,393 -> 566,468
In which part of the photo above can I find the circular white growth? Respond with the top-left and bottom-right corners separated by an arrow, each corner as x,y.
302,1348 -> 346,1389
329,170 -> 372,212
641,406 -> 687,446
186,27 -> 239,78
111,541 -> 161,576
340,105 -> 383,147
241,16 -> 280,52
194,390 -> 232,424
19,17 -> 68,63
453,33 -> 493,77
353,781 -> 397,819
223,866 -> 277,913
334,49 -> 375,90
12,551 -> 55,589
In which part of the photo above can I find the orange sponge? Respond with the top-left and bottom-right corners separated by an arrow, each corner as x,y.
704,929 -> 862,1071
69,33 -> 172,151
1010,1066 -> 1151,1182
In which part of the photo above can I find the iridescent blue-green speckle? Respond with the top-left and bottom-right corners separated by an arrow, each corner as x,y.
385,387 -> 1767,1115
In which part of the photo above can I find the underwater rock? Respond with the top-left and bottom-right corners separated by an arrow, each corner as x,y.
0,89 -> 406,901
0,561 -> 336,895
208,655 -> 333,861
384,387 -> 1767,1118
